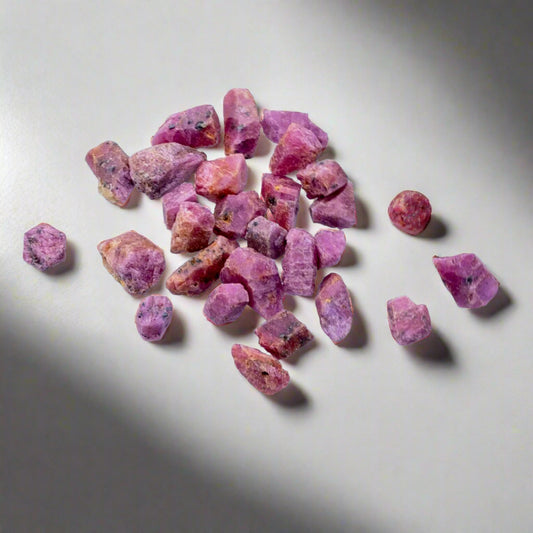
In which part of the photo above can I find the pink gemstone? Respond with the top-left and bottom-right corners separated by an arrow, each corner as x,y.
387,296 -> 432,345
269,123 -> 324,176
260,109 -> 328,149
245,216 -> 287,259
309,181 -> 357,228
129,143 -> 206,199
220,247 -> 283,319
223,88 -> 261,158
296,159 -> 348,199
97,230 -> 165,296
388,190 -> 432,235
255,310 -> 313,359
23,223 -> 67,272
231,344 -> 290,395
135,295 -> 173,342
161,182 -> 198,229
166,235 -> 238,296
195,154 -> 248,201
315,229 -> 346,268
170,202 -> 214,253
85,141 -> 134,207
433,253 -> 500,308
315,273 -> 353,343
261,173 -> 301,231
282,228 -> 317,297
203,283 -> 249,325
151,104 -> 221,148
214,191 -> 266,239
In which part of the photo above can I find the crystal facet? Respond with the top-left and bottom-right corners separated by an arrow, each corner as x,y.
387,296 -> 432,345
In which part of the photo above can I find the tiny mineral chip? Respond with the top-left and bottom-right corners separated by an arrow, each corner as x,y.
135,295 -> 173,342
23,222 -> 67,272
386,296 -> 432,345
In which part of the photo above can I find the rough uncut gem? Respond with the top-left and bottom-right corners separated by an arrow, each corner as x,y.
195,154 -> 248,201
129,143 -> 206,199
203,283 -> 249,325
387,296 -> 432,345
269,122 -> 324,176
151,104 -> 221,148
166,235 -> 238,296
296,159 -> 348,199
255,310 -> 313,359
162,182 -> 197,229
315,273 -> 353,343
315,229 -> 346,268
231,344 -> 290,395
23,223 -> 67,272
282,228 -> 317,297
223,88 -> 261,159
214,191 -> 266,239
433,253 -> 499,308
310,181 -> 357,228
388,190 -> 432,235
245,216 -> 287,259
261,173 -> 301,231
170,202 -> 214,253
85,141 -> 134,207
220,247 -> 283,319
97,230 -> 165,296
135,295 -> 173,342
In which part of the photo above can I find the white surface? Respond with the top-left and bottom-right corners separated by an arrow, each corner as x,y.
1,1 -> 532,532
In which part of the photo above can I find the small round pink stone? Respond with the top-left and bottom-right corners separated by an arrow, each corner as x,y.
388,190 -> 432,236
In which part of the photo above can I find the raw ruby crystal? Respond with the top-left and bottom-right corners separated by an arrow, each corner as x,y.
161,182 -> 198,229
245,216 -> 287,259
214,191 -> 266,239
170,202 -> 214,253
315,229 -> 346,268
261,173 -> 301,231
282,228 -> 317,297
195,154 -> 248,201
203,283 -> 249,325
296,159 -> 348,199
135,295 -> 173,342
309,181 -> 357,228
387,296 -> 432,345
23,223 -> 67,272
388,190 -> 432,235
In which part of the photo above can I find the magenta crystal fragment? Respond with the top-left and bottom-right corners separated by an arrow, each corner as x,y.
170,202 -> 214,253
223,88 -> 261,158
231,344 -> 290,395
309,181 -> 357,228
135,295 -> 173,342
261,173 -> 301,231
97,230 -> 165,296
85,141 -> 134,207
433,253 -> 500,308
151,104 -> 221,148
282,229 -> 317,297
255,310 -> 313,359
161,182 -> 198,229
203,283 -> 249,325
166,236 -> 238,296
214,191 -> 266,239
23,223 -> 66,272
269,123 -> 324,176
388,190 -> 432,235
195,154 -> 248,201
220,247 -> 283,319
245,216 -> 287,259
387,296 -> 432,346
261,109 -> 328,149
315,229 -> 346,268
296,159 -> 348,199
315,273 -> 353,343
129,143 -> 206,199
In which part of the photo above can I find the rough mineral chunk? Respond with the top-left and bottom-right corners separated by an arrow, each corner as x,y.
223,88 -> 261,158
245,216 -> 287,259
296,159 -> 348,199
97,230 -> 165,295
214,191 -> 266,239
151,105 -> 221,148
261,173 -> 301,231
309,181 -> 357,228
269,123 -> 324,176
282,229 -> 317,297
315,273 -> 353,343
161,182 -> 198,229
129,143 -> 206,199
166,235 -> 238,295
135,295 -> 173,342
220,247 -> 283,319
433,253 -> 500,308
387,296 -> 432,345
170,202 -> 214,253
255,310 -> 313,359
315,229 -> 346,268
85,141 -> 134,207
23,223 -> 67,272
203,283 -> 249,325
195,154 -> 248,201
231,344 -> 290,395
261,109 -> 328,149
388,190 -> 432,235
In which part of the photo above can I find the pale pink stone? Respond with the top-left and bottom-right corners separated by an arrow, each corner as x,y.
309,181 -> 357,228
135,295 -> 173,342
387,296 -> 432,345
23,223 -> 67,272
315,229 -> 346,268
195,154 -> 248,201
388,190 -> 432,235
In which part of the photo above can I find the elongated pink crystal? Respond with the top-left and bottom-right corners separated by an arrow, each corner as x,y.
282,228 -> 317,297
261,173 -> 301,231
387,296 -> 432,345
23,223 -> 67,272
195,154 -> 248,201
309,181 -> 357,228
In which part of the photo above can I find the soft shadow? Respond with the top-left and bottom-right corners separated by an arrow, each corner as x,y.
219,307 -> 260,336
337,244 -> 358,268
285,337 -> 318,366
268,382 -> 310,410
45,241 -> 77,276
157,309 -> 185,345
418,215 -> 448,239
470,286 -> 513,319
283,294 -> 298,313
406,329 -> 455,366
254,133 -> 273,158
296,195 -> 311,229
338,292 -> 368,349
124,187 -> 142,209
354,195 -> 371,229
318,145 -> 336,160
246,165 -> 261,191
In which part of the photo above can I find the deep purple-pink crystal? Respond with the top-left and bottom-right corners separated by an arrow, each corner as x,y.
387,296 -> 432,345
282,228 -> 317,297
23,223 -> 67,272
135,295 -> 173,342
296,160 -> 348,199
245,216 -> 287,259
315,229 -> 346,268
261,173 -> 301,231
309,181 -> 357,228
203,283 -> 249,325
214,191 -> 266,239
162,182 -> 198,229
